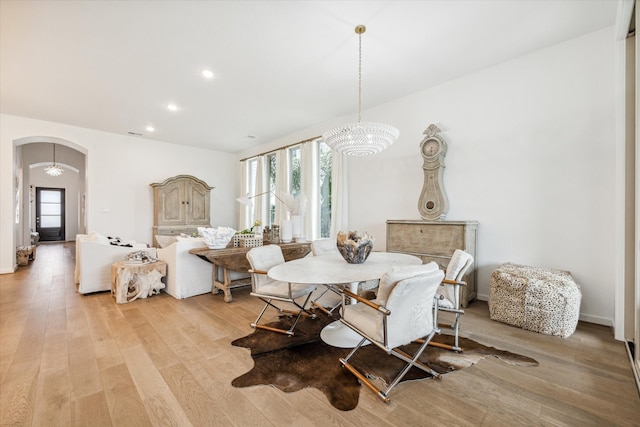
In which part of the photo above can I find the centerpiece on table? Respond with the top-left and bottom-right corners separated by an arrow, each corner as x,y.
336,231 -> 373,264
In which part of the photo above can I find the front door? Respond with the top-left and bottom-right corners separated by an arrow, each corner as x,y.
36,187 -> 65,241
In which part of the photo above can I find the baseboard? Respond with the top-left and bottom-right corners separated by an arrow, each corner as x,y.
476,294 -> 613,327
625,342 -> 640,397
578,313 -> 612,327
0,265 -> 18,274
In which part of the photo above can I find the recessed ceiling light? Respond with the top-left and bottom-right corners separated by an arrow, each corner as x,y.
201,69 -> 214,79
146,126 -> 155,132
167,103 -> 178,111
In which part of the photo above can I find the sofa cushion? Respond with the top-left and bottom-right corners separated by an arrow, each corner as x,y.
87,231 -> 109,245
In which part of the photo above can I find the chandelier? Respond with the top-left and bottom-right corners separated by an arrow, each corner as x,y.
45,144 -> 64,177
322,25 -> 399,156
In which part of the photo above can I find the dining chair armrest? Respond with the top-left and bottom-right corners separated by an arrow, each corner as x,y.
442,279 -> 467,286
342,289 -> 390,315
248,269 -> 269,275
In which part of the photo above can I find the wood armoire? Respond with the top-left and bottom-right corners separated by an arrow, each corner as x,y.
150,175 -> 214,246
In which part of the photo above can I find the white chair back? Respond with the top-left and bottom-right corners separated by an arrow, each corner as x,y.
385,269 -> 444,348
375,262 -> 439,306
441,249 -> 474,306
311,239 -> 339,256
246,245 -> 285,291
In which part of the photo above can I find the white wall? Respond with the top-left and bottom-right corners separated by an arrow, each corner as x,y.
240,27 -> 617,326
352,27 -> 615,326
0,115 -> 238,273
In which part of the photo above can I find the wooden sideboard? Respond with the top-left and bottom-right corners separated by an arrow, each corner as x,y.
189,242 -> 311,302
386,220 -> 478,307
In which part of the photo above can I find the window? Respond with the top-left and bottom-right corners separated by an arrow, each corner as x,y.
288,145 -> 301,197
245,157 -> 258,227
266,153 -> 277,226
318,141 -> 332,238
240,138 -> 332,240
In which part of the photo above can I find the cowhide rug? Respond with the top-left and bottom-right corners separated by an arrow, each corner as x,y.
231,312 -> 538,411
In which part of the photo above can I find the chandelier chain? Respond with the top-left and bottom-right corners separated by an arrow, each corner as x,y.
321,24 -> 399,156
45,143 -> 64,176
358,30 -> 362,123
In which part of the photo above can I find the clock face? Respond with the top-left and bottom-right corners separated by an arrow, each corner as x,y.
422,139 -> 440,157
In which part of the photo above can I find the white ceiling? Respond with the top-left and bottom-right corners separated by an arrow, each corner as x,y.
0,0 -> 620,154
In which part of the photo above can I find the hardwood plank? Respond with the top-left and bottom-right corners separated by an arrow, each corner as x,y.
33,367 -> 71,426
0,357 -> 39,426
70,390 -> 112,427
100,363 -> 153,427
120,344 -> 193,426
198,351 -> 277,426
40,331 -> 68,374
67,334 -> 103,400
160,362 -> 234,426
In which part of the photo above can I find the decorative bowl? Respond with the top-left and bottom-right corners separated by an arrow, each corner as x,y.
336,231 -> 373,264
198,226 -> 236,249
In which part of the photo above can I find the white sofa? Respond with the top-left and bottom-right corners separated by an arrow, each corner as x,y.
75,232 -> 156,294
155,236 -> 214,299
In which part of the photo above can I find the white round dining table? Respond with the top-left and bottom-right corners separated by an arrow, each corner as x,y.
267,251 -> 421,288
267,251 -> 422,347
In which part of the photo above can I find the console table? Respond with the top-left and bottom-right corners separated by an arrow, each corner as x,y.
189,242 -> 311,302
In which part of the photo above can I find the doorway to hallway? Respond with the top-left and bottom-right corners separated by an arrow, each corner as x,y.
35,187 -> 65,241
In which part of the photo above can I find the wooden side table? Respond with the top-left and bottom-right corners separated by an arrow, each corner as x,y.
111,260 -> 167,304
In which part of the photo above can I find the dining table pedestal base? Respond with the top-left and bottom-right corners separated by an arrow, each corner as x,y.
320,320 -> 370,348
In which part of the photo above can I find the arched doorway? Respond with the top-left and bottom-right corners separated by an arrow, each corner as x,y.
14,137 -> 87,245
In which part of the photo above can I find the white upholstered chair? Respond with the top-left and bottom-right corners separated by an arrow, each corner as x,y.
339,263 -> 444,402
433,249 -> 474,352
155,236 -> 214,299
246,245 -> 317,336
311,238 -> 339,256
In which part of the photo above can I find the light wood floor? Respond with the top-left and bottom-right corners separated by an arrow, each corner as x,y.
1,242 -> 639,426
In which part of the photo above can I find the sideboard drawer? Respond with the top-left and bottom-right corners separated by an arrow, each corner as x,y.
386,220 -> 478,307
387,223 -> 464,257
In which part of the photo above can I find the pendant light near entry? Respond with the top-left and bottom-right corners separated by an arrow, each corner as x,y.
45,143 -> 64,177
322,25 -> 399,156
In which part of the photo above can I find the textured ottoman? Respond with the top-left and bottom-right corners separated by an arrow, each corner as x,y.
16,245 -> 36,266
489,263 -> 581,338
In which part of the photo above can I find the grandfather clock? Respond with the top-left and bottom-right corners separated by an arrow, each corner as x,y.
418,124 -> 449,220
